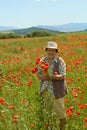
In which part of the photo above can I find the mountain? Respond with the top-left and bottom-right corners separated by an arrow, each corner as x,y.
11,27 -> 60,35
1,23 -> 87,34
84,29 -> 87,31
0,26 -> 17,31
37,23 -> 87,32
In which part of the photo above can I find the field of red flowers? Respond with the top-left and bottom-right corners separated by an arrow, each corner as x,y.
0,32 -> 87,130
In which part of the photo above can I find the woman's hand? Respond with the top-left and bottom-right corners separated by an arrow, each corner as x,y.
37,73 -> 50,80
37,73 -> 65,81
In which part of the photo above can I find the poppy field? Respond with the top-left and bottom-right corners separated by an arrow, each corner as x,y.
0,32 -> 87,130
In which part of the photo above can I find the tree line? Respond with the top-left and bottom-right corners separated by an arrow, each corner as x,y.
0,32 -> 22,39
0,31 -> 57,39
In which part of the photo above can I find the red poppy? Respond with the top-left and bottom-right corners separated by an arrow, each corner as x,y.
9,105 -> 15,109
76,111 -> 80,116
30,123 -> 35,127
84,118 -> 87,123
13,115 -> 19,122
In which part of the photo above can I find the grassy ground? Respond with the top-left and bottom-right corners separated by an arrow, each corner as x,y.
0,32 -> 87,130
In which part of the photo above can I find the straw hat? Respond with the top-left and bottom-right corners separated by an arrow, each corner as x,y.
45,41 -> 58,52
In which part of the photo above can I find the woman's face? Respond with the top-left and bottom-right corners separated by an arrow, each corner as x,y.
46,48 -> 57,60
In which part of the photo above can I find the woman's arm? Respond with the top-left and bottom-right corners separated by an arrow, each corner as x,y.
49,74 -> 66,80
37,72 -> 50,80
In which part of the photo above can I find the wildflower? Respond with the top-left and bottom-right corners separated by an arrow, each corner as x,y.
27,79 -> 32,87
13,115 -> 19,122
76,111 -> 80,116
70,106 -> 74,112
85,123 -> 87,128
78,78 -> 81,81
68,111 -> 73,117
0,114 -> 5,119
64,99 -> 69,103
1,78 -> 6,83
84,118 -> 87,123
66,109 -> 73,117
80,96 -> 83,100
46,125 -> 49,129
73,92 -> 78,98
32,67 -> 38,73
85,104 -> 87,107
36,57 -> 40,65
22,99 -> 27,104
86,82 -> 87,87
30,123 -> 35,127
0,86 -> 3,90
0,98 -> 5,105
40,62 -> 49,74
9,105 -> 15,109
79,104 -> 86,109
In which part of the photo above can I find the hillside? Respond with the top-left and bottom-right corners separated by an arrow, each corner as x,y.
84,29 -> 87,31
0,27 -> 61,39
11,27 -> 60,35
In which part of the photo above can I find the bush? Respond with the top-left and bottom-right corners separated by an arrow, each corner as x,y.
26,31 -> 55,38
0,32 -> 22,39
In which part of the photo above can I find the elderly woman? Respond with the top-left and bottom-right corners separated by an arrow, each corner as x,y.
37,41 -> 67,130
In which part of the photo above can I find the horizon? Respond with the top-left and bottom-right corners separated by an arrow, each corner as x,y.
1,22 -> 87,29
0,0 -> 87,28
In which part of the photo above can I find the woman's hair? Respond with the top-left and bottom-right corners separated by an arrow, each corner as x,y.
45,48 -> 58,53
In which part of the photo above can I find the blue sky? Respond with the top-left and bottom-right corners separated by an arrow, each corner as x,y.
0,0 -> 87,28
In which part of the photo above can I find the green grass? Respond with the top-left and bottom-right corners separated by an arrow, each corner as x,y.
0,32 -> 87,130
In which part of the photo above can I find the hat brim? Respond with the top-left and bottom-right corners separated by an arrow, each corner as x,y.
45,47 -> 59,52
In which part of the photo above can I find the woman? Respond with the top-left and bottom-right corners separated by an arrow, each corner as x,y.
37,41 -> 67,130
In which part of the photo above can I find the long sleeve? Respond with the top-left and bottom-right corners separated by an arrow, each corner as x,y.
59,57 -> 66,76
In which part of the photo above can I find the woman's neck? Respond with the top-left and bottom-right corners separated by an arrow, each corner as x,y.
48,56 -> 55,63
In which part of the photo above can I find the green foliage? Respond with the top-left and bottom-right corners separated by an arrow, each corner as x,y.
12,27 -> 60,35
0,32 -> 22,39
25,31 -> 57,38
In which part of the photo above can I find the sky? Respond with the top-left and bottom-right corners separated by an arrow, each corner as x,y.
0,0 -> 87,28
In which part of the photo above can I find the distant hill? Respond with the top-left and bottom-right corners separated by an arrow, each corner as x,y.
37,23 -> 87,32
11,23 -> 87,33
11,27 -> 60,35
0,26 -> 17,31
1,23 -> 87,34
84,29 -> 87,31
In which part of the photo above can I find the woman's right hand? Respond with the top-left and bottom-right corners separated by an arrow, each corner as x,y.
37,73 -> 50,80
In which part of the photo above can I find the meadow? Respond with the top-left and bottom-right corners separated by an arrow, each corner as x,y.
0,32 -> 87,130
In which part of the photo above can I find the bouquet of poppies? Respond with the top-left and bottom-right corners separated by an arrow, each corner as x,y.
32,56 -> 50,75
